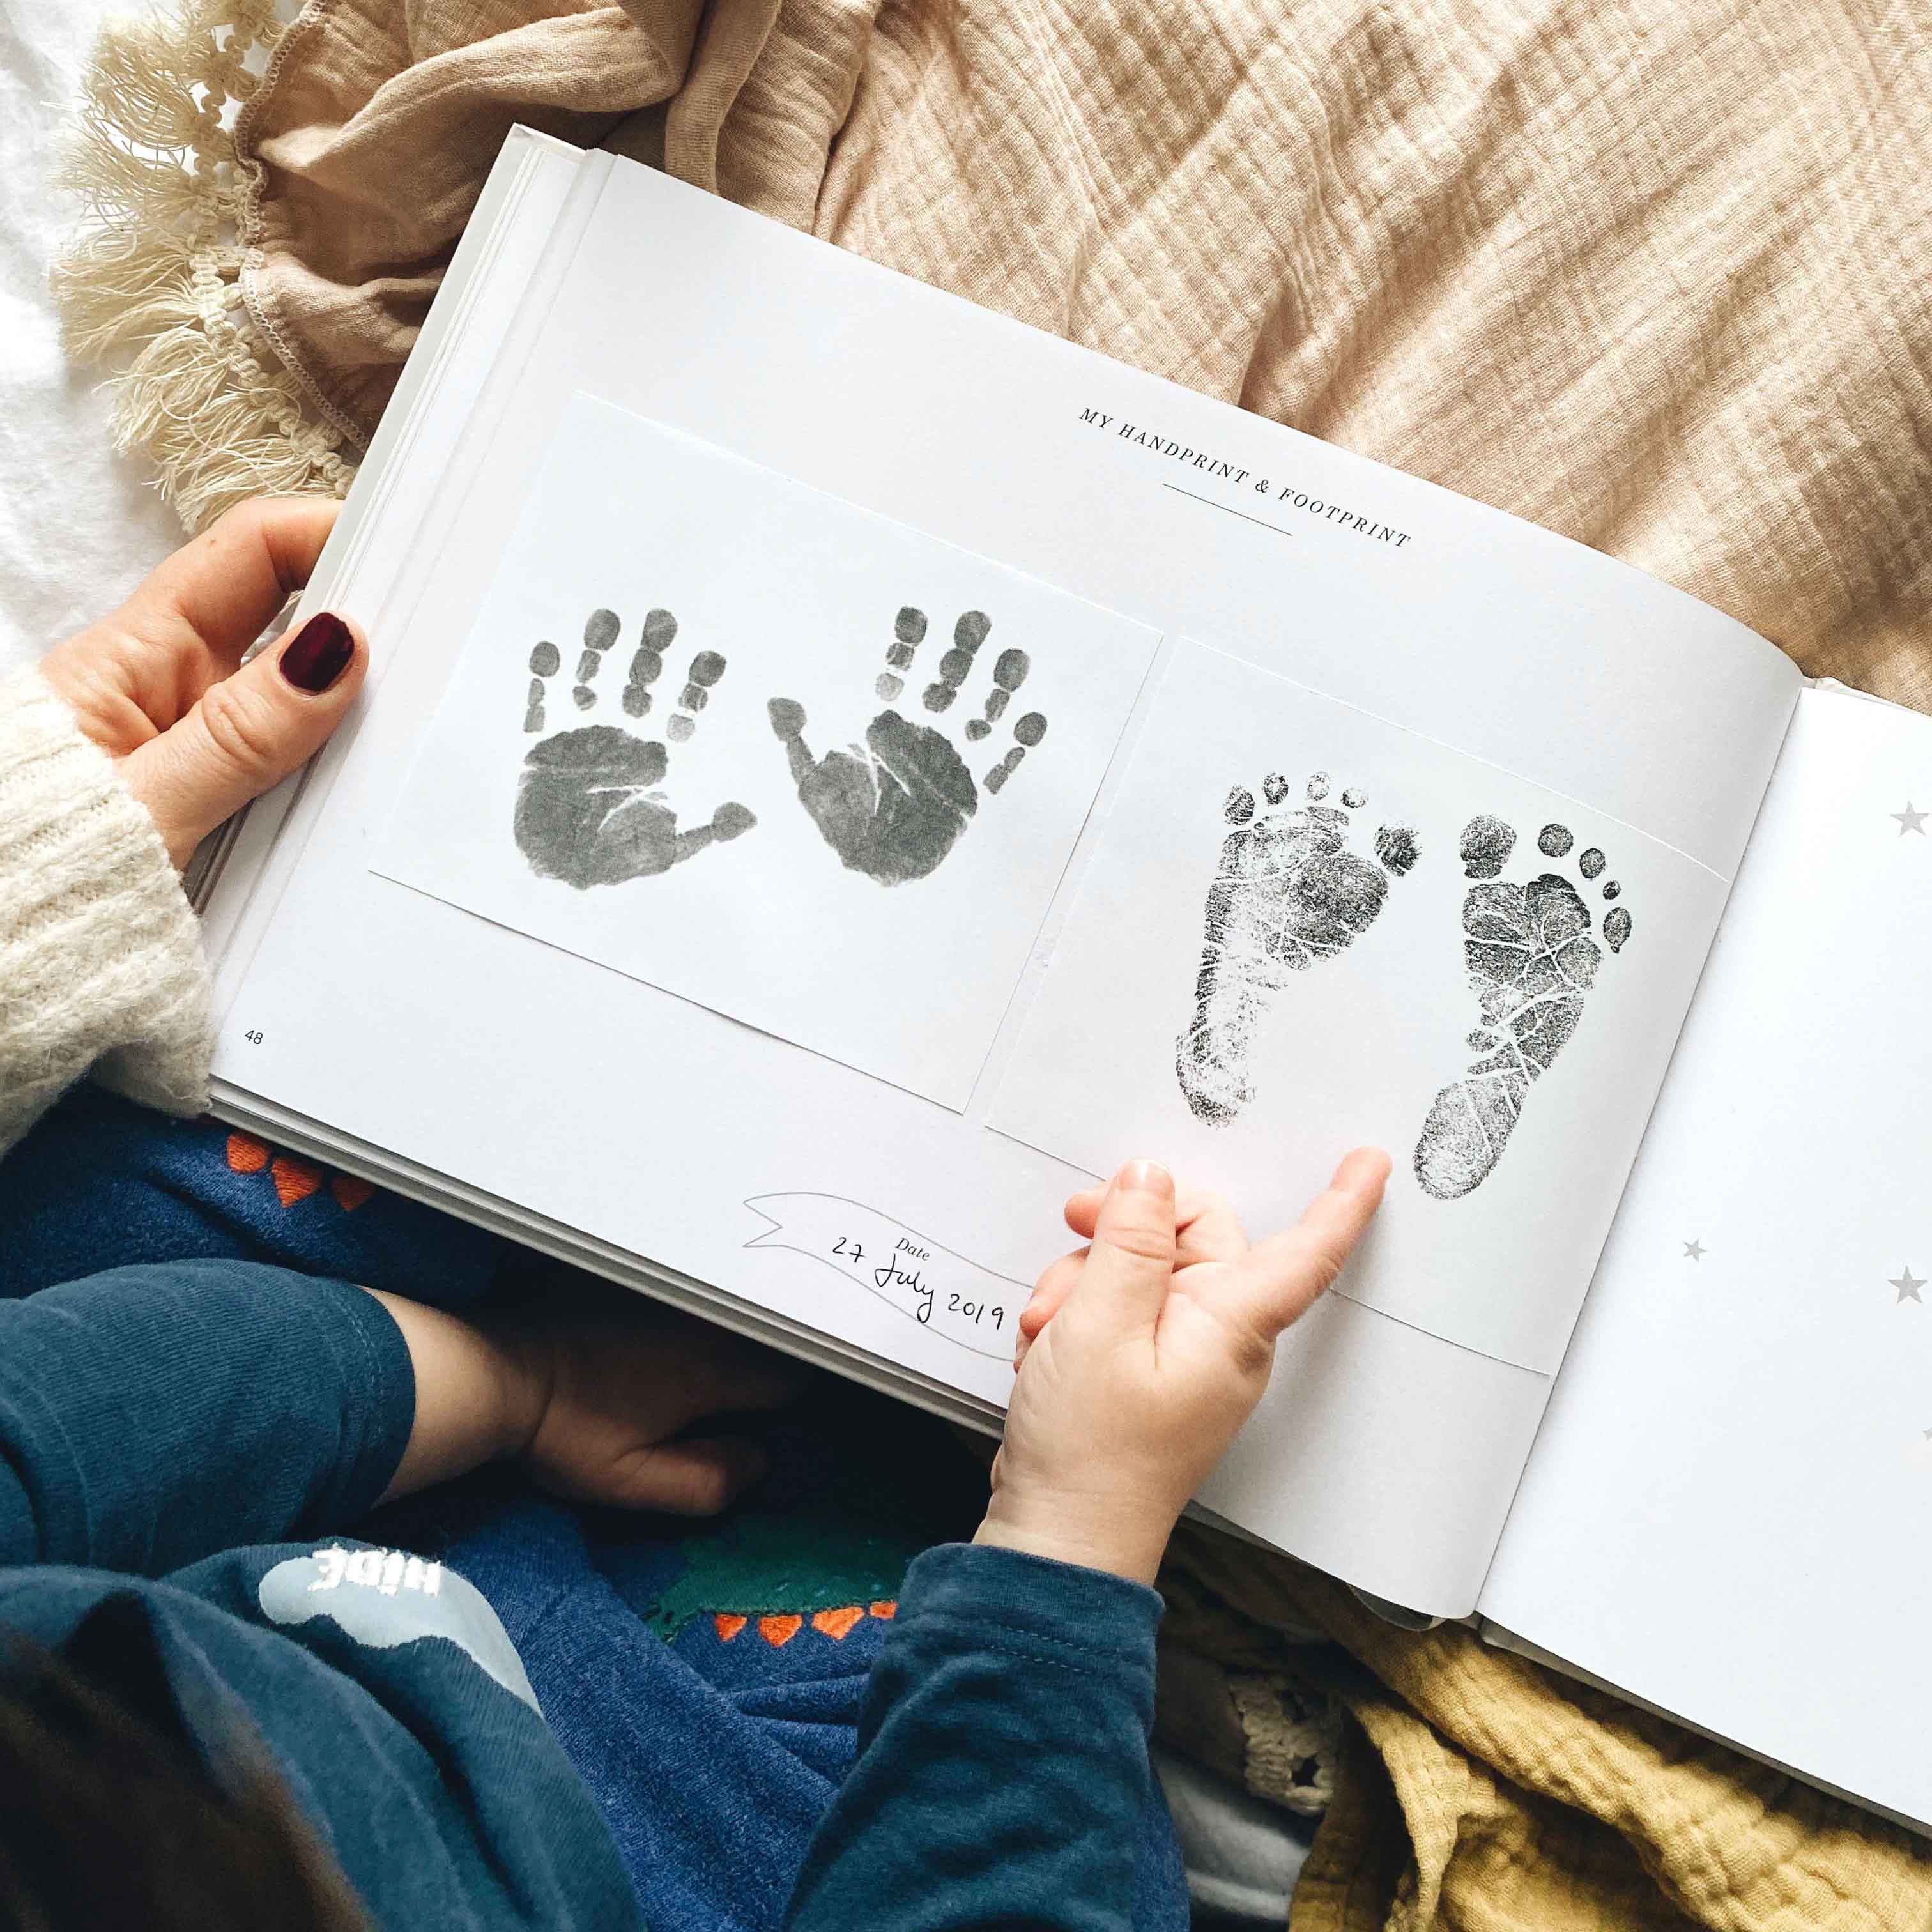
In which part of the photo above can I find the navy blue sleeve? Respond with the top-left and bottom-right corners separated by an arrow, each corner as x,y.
0,1259 -> 414,1575
785,1540 -> 1162,1932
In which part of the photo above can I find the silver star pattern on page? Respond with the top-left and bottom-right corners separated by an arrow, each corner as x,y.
1893,801 -> 1929,836
1683,1239 -> 1706,1261
1891,1266 -> 1925,1304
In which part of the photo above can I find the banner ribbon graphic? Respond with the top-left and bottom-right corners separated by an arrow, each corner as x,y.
743,1193 -> 1025,1361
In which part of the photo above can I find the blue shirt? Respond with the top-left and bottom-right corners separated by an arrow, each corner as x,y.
0,1260 -> 1169,1929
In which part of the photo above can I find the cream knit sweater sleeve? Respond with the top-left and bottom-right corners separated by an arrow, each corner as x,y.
0,668 -> 216,1155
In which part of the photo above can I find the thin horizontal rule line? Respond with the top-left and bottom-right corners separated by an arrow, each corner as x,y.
1162,480 -> 1295,538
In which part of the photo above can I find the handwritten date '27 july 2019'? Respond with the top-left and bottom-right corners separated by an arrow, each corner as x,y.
829,1234 -> 1008,1338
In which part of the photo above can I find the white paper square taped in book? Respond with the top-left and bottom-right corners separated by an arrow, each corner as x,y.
373,395 -> 1160,1109
990,640 -> 1730,1373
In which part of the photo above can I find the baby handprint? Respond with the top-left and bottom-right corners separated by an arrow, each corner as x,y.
767,606 -> 1048,885
514,606 -> 755,889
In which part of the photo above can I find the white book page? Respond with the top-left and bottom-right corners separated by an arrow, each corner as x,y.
209,150 -> 1798,1615
372,397 -> 1160,1111
1480,685 -> 1932,1825
992,638 -> 1728,1375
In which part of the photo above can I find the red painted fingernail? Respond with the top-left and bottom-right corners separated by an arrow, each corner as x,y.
279,613 -> 355,694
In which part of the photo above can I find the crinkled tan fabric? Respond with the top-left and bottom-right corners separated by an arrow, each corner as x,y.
210,3 -> 1932,1924
239,0 -> 1932,712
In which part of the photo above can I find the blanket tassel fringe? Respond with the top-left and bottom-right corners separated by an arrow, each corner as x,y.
50,0 -> 354,534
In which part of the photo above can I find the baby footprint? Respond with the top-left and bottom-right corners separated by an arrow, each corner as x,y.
1413,818 -> 1633,1199
1177,771 -> 1420,1126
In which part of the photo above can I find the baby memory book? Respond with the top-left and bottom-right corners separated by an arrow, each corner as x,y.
195,130 -> 1932,1832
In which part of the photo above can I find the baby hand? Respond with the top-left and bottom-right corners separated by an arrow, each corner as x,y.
491,1285 -> 811,1514
976,1151 -> 1390,1584
374,1280 -> 809,1515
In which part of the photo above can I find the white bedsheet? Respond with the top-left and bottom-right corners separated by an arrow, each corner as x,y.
0,0 -> 185,674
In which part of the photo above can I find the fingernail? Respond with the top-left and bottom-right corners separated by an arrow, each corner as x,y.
1335,1147 -> 1392,1190
1117,1158 -> 1172,1197
279,612 -> 355,694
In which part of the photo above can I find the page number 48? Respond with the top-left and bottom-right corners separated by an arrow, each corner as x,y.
243,1028 -> 264,1045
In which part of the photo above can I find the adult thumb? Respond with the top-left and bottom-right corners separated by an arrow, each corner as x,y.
124,611 -> 367,868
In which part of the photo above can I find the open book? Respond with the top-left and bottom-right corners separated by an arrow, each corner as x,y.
197,130 -> 1932,1834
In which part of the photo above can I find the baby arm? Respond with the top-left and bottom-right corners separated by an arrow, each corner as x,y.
0,1262 -> 802,1577
786,1150 -> 1389,1932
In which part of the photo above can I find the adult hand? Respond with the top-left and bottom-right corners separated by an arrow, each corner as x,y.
38,496 -> 365,868
977,1151 -> 1390,1585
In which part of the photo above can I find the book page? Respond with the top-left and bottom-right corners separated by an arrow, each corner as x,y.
1480,685 -> 1932,1826
373,397 -> 1160,1110
992,639 -> 1728,1374
205,150 -> 1799,1614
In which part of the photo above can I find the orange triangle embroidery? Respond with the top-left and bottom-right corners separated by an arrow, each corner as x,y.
226,1133 -> 270,1176
811,1606 -> 864,1641
330,1174 -> 374,1213
270,1156 -> 322,1208
713,1614 -> 747,1643
757,1614 -> 803,1648
868,1600 -> 898,1621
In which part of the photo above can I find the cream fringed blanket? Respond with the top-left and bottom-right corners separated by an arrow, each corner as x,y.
55,3 -> 1932,1926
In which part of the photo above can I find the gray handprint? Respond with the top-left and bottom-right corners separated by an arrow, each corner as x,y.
767,607 -> 1047,885
514,606 -> 755,889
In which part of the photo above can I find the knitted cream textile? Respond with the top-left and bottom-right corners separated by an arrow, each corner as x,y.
0,670 -> 213,1155
49,3 -> 1932,1927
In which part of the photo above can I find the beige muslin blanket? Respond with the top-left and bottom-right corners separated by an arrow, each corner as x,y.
55,3 -> 1932,1926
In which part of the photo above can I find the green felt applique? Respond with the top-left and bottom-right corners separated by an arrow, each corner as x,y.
644,1508 -> 924,1640
645,1409 -> 981,1637
638,1382 -> 989,1638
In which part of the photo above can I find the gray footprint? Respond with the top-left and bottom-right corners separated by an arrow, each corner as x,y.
514,606 -> 755,889
1414,817 -> 1634,1199
767,606 -> 1046,886
1177,771 -> 1420,1126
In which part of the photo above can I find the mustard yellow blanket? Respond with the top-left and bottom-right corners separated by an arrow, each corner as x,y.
56,4 -> 1932,1924
1167,1529 -> 1929,1930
